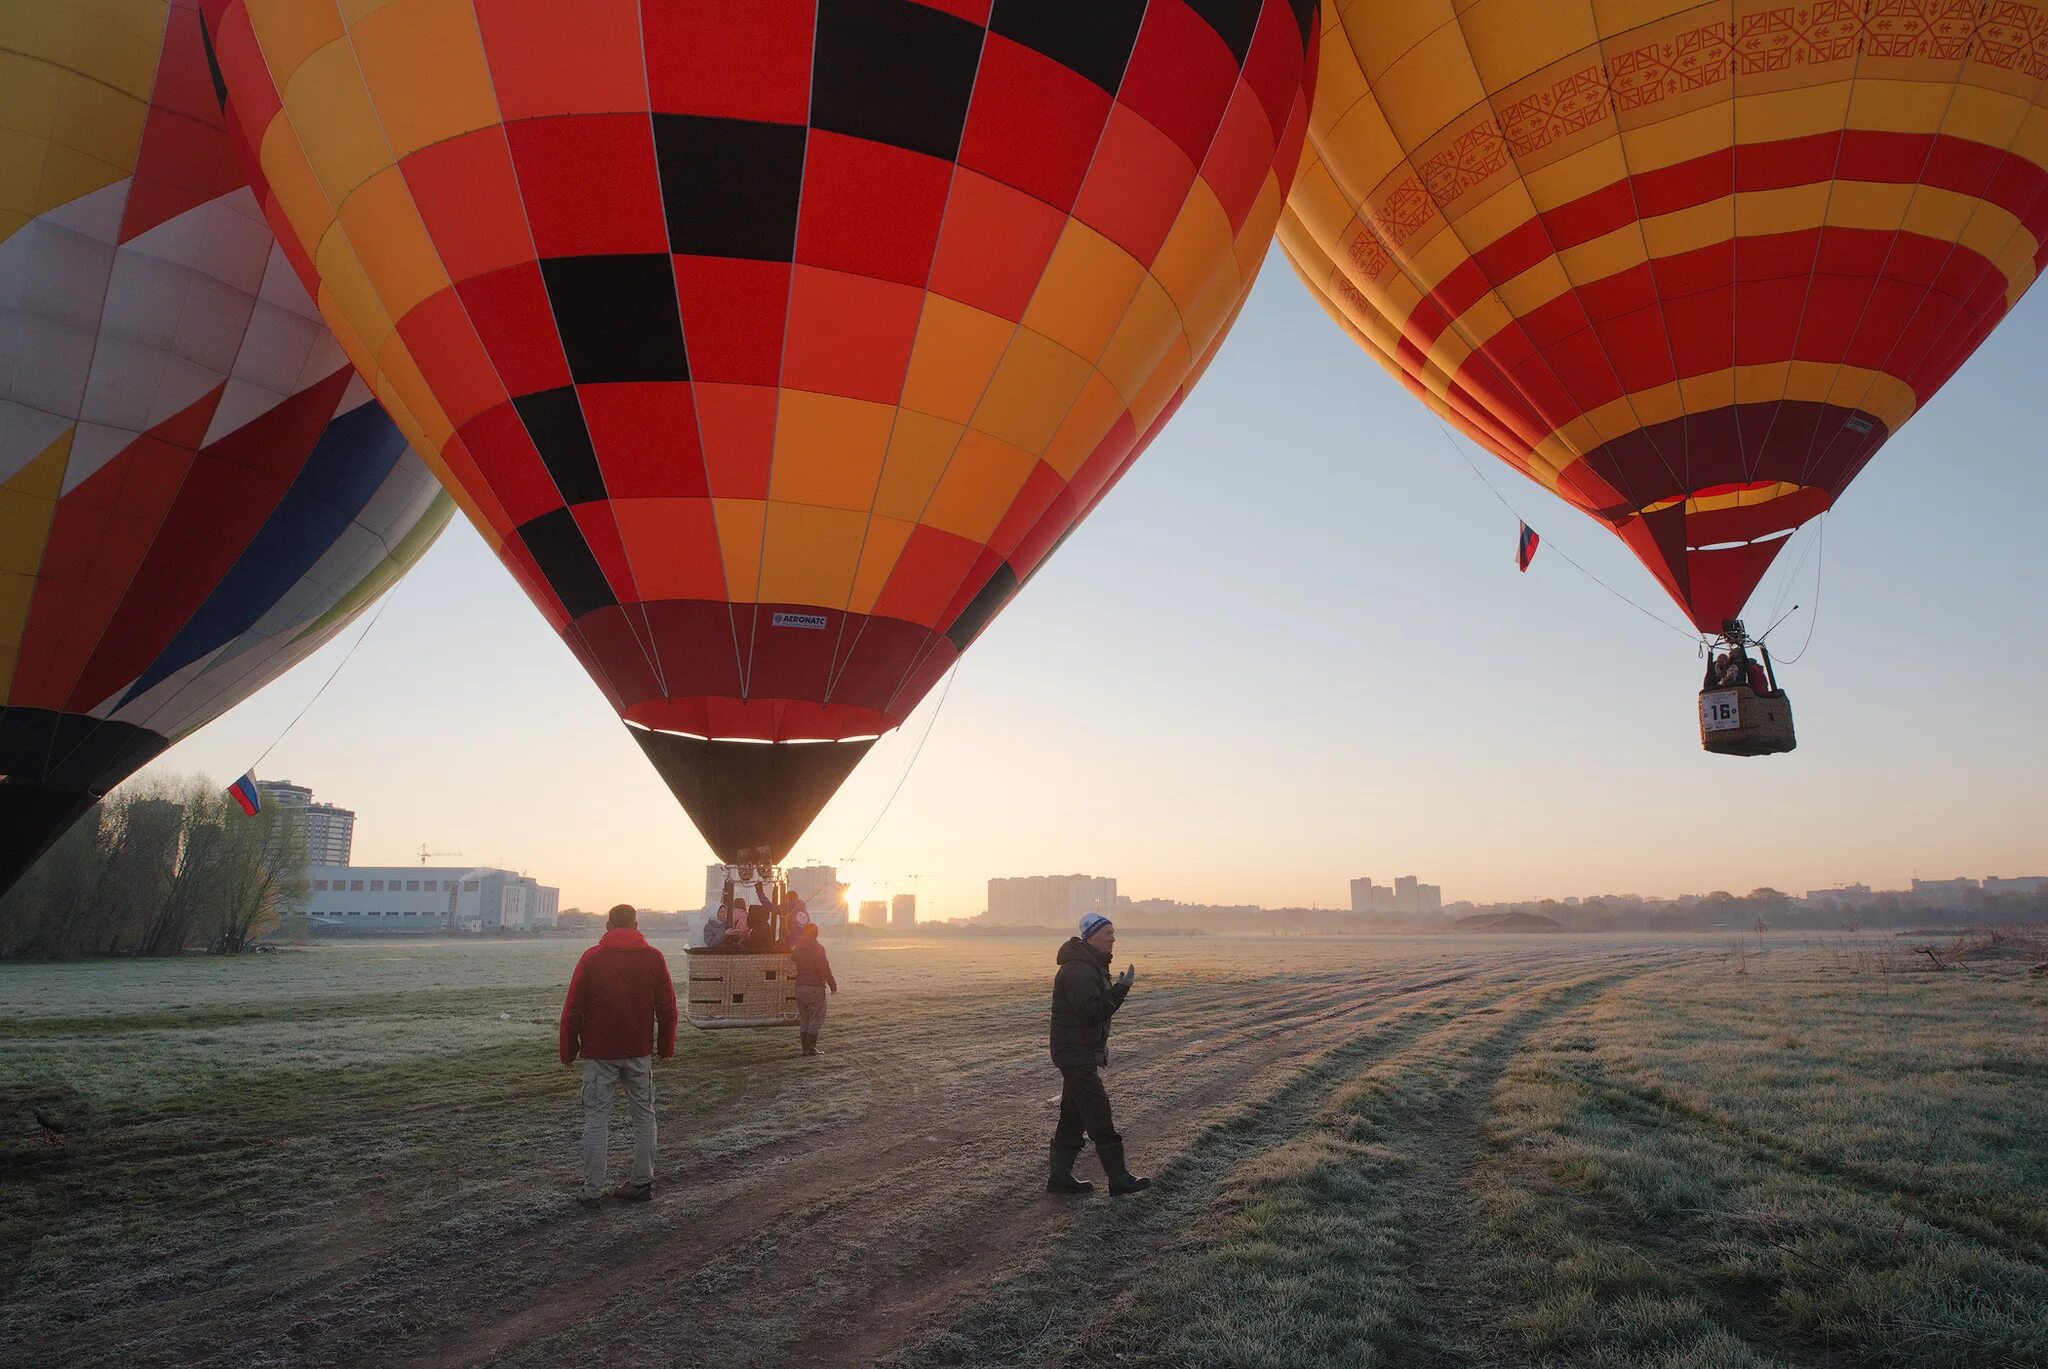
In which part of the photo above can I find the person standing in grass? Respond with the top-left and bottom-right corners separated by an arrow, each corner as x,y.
790,922 -> 837,1056
1047,913 -> 1151,1197
559,903 -> 677,1207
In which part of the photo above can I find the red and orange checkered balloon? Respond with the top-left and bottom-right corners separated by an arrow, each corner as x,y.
1285,1 -> 2048,633
198,0 -> 1316,857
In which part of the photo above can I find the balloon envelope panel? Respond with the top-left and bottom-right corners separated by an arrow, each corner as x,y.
0,0 -> 451,893
198,0 -> 1318,857
1283,1 -> 2048,630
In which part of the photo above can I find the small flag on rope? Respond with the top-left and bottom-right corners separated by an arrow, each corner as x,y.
228,771 -> 261,816
1516,521 -> 1541,573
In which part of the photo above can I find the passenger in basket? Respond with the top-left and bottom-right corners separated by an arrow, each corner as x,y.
559,904 -> 677,1207
1047,913 -> 1150,1197
791,923 -> 838,1056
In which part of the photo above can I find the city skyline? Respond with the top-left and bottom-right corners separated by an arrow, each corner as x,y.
128,247 -> 2048,919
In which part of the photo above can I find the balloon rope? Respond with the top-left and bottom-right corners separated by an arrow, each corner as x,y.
844,661 -> 960,862
245,596 -> 392,773
1428,419 -> 1701,643
1769,516 -> 1825,666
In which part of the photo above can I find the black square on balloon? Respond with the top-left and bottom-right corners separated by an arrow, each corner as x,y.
812,0 -> 984,162
655,115 -> 807,262
539,254 -> 689,385
990,0 -> 1145,95
1183,0 -> 1263,64
517,507 -> 617,620
513,387 -> 607,507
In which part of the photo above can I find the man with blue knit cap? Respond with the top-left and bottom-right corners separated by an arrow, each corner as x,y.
1047,911 -> 1150,1196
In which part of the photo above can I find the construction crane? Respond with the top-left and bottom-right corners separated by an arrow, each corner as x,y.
418,843 -> 460,866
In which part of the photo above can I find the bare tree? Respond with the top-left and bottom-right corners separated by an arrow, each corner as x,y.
210,804 -> 308,954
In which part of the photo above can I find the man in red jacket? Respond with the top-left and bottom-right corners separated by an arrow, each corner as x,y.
559,904 -> 677,1206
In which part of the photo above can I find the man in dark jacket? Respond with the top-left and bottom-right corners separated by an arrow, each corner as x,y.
1048,913 -> 1150,1196
791,922 -> 837,1056
559,904 -> 678,1206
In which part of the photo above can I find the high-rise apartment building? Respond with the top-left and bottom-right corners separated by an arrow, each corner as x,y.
891,893 -> 916,927
788,866 -> 849,923
859,899 -> 888,927
985,874 -> 1117,925
258,780 -> 354,864
1351,875 -> 1443,915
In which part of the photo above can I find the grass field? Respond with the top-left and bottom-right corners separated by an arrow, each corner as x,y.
2,933 -> 2044,1368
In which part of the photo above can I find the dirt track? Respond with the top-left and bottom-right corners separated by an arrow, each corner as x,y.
3,940 -> 1678,1368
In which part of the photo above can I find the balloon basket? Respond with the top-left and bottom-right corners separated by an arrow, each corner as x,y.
683,949 -> 800,1029
1698,686 -> 1797,756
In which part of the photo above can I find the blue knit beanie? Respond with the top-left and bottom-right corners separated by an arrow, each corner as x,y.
1079,913 -> 1113,941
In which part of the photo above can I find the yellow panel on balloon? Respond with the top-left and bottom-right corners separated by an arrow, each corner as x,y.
899,295 -> 1011,427
351,0 -> 503,158
874,410 -> 964,524
770,391 -> 892,513
920,429 -> 1036,546
1023,221 -> 1147,365
756,501 -> 866,606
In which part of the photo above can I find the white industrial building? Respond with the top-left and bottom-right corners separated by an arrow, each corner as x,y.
259,780 -> 355,864
305,866 -> 559,933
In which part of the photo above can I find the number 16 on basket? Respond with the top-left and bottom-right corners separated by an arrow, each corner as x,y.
1701,690 -> 1743,732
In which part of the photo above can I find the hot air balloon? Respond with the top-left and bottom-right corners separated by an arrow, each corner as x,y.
1283,1 -> 2048,753
198,0 -> 1318,856
0,0 -> 451,896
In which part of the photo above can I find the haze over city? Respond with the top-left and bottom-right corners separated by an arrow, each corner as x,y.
134,251 -> 2048,918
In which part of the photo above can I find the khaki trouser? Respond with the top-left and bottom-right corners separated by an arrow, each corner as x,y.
795,985 -> 828,1038
581,1056 -> 655,1198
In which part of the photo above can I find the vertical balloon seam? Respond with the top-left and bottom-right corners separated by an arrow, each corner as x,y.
298,3 -> 660,723
425,8 -> 677,710
737,5 -> 834,712
816,13 -> 995,715
1295,33 -> 1643,515
1793,52 -> 2048,496
618,8 -> 747,715
1298,108 -> 1657,519
823,11 -> 1121,718
5,7 -> 243,787
871,0 -> 1311,723
1735,33 -> 1863,496
1776,29 -> 1972,497
1441,3 -> 1693,512
6,9 -> 163,739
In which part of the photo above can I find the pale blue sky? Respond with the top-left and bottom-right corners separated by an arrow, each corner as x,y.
143,247 -> 2048,917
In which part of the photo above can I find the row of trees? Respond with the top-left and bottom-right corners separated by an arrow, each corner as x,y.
0,775 -> 309,959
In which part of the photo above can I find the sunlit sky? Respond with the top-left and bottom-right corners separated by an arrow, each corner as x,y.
139,246 -> 2048,918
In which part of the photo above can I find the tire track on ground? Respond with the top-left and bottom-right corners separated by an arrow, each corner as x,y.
403,964 -> 1509,1368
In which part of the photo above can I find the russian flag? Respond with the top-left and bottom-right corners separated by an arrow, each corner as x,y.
1516,521 -> 1540,573
228,772 -> 261,816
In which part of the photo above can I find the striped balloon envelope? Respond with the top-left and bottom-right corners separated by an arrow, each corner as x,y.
198,0 -> 1318,858
1283,1 -> 2048,632
0,0 -> 451,896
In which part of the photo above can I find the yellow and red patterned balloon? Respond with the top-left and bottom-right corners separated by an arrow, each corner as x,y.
199,0 -> 1318,857
1285,0 -> 2048,631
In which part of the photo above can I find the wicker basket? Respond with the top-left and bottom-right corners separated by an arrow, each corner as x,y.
683,948 -> 799,1029
1699,686 -> 1797,756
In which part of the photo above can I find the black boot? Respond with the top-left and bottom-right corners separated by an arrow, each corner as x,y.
1046,1144 -> 1094,1194
1098,1141 -> 1150,1196
800,1033 -> 817,1056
